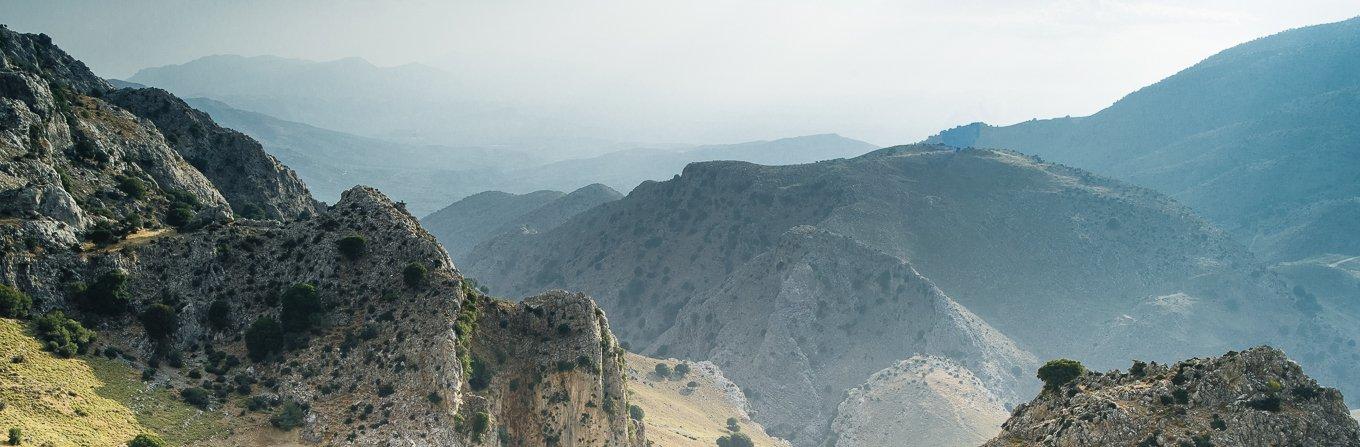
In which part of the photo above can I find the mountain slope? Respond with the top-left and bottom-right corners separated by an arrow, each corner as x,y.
467,145 -> 1360,445
929,17 -> 1360,264
985,347 -> 1360,446
421,189 -> 566,261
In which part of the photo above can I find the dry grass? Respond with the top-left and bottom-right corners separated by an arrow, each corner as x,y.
0,318 -> 228,446
626,352 -> 787,447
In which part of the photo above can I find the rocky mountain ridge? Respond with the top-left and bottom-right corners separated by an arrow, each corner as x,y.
0,24 -> 645,447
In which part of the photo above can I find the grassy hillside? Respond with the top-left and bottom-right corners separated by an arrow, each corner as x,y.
0,318 -> 226,446
626,353 -> 787,447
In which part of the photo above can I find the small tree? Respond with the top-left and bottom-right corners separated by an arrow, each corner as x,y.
115,175 -> 147,199
180,387 -> 210,409
1037,359 -> 1085,391
206,299 -> 231,330
403,262 -> 428,289
271,401 -> 307,430
126,434 -> 165,447
654,363 -> 672,378
716,432 -> 754,447
336,235 -> 367,260
628,404 -> 645,421
673,362 -> 691,378
140,303 -> 178,340
726,417 -> 740,432
470,411 -> 491,440
245,316 -> 284,361
84,270 -> 131,315
0,285 -> 31,319
7,427 -> 19,446
280,283 -> 322,332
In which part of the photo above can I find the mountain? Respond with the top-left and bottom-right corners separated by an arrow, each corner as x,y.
503,134 -> 877,194
830,356 -> 1009,447
0,25 -> 645,446
182,97 -> 537,215
423,185 -> 622,263
928,17 -> 1360,265
985,347 -> 1360,446
180,97 -> 875,214
466,144 -> 1360,446
127,54 -> 626,156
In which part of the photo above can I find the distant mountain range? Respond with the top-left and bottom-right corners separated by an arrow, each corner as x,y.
929,16 -> 1360,266
463,144 -> 1360,446
157,94 -> 877,215
421,184 -> 622,262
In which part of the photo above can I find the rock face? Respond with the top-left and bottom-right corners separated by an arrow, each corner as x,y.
831,356 -> 1009,447
462,290 -> 643,447
0,26 -> 644,447
985,347 -> 1360,447
106,87 -> 319,220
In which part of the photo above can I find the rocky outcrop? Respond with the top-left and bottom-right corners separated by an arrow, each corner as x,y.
106,87 -> 318,220
985,347 -> 1360,447
461,290 -> 643,447
831,356 -> 1009,447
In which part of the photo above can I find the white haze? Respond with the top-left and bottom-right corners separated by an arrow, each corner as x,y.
1,0 -> 1356,146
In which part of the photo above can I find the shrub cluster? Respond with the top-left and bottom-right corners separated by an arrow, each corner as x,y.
78,271 -> 132,315
336,235 -> 367,260
34,310 -> 95,357
0,285 -> 32,318
271,401 -> 308,430
279,283 -> 322,332
126,434 -> 165,447
716,432 -> 753,447
402,262 -> 427,289
140,303 -> 178,340
245,316 -> 284,361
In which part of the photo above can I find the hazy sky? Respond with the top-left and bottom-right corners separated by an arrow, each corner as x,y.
2,1 -> 1357,145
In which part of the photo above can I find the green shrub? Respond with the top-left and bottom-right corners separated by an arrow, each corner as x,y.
336,235 -> 367,260
7,427 -> 18,445
245,316 -> 284,361
206,299 -> 231,330
166,205 -> 195,229
468,357 -> 493,391
674,362 -> 690,378
115,174 -> 147,199
654,363 -> 672,378
0,285 -> 32,318
1129,360 -> 1147,377
34,310 -> 95,357
470,411 -> 491,439
727,417 -> 740,432
280,283 -> 322,332
180,387 -> 210,409
628,404 -> 645,421
83,270 -> 132,315
271,401 -> 307,430
140,303 -> 178,339
1037,359 -> 1085,391
126,433 -> 164,447
402,262 -> 427,289
716,432 -> 753,447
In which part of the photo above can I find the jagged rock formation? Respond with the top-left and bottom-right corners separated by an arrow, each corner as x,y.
0,25 -> 644,447
985,347 -> 1360,446
461,290 -> 643,446
106,87 -> 318,219
467,144 -> 1360,445
830,356 -> 1009,447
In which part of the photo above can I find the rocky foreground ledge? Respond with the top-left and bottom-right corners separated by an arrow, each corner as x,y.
984,347 -> 1360,446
